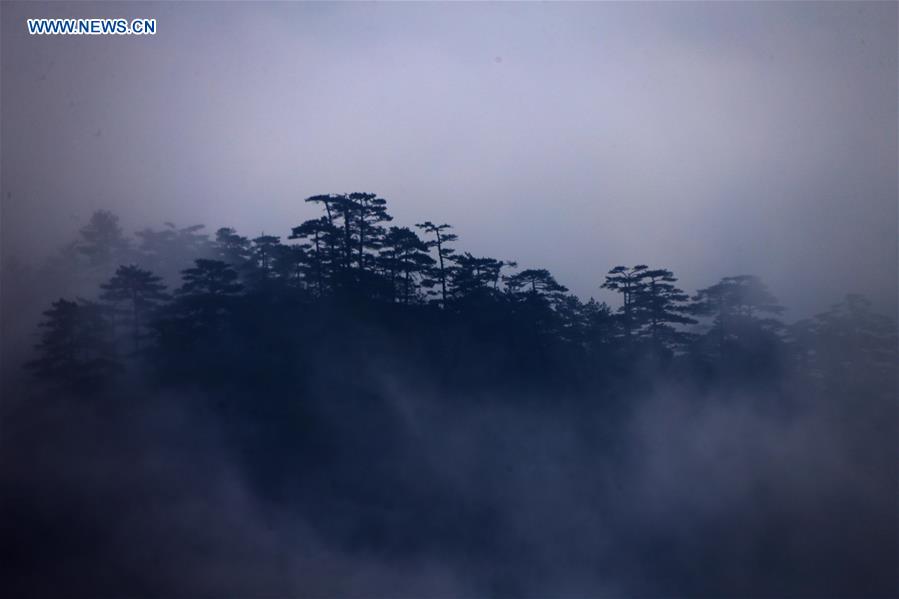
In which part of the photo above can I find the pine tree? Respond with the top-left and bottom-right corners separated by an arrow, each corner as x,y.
135,223 -> 210,284
289,217 -> 338,297
213,227 -> 253,273
505,268 -> 567,298
582,298 -> 616,355
451,253 -> 514,301
350,192 -> 392,272
379,227 -> 434,304
77,210 -> 132,271
172,259 -> 244,335
271,244 -> 307,288
250,234 -> 282,286
331,194 -> 357,272
601,265 -> 648,342
304,195 -> 341,272
100,265 -> 169,352
792,294 -> 896,392
635,268 -> 696,351
26,298 -> 120,390
179,259 -> 244,297
416,222 -> 458,306
690,275 -> 785,373
692,275 -> 784,349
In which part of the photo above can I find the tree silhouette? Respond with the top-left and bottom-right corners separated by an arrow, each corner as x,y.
793,294 -> 897,393
416,222 -> 458,306
692,276 -> 783,345
271,243 -> 307,288
178,259 -> 243,297
77,209 -> 131,271
15,191 -> 899,599
635,268 -> 696,352
351,192 -> 392,272
505,268 -> 567,298
331,194 -> 357,272
26,298 -> 119,390
25,194 -> 892,410
214,227 -> 253,274
169,259 -> 243,337
693,275 -> 783,320
580,298 -> 616,356
504,268 -> 568,343
451,253 -> 513,302
304,194 -> 341,271
250,234 -> 282,285
289,217 -> 337,297
304,194 -> 337,228
690,275 -> 785,374
99,265 -> 169,352
556,295 -> 594,347
379,227 -> 434,304
601,265 -> 648,342
135,223 -> 210,284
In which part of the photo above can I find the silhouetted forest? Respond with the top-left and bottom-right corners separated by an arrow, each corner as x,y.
2,193 -> 897,597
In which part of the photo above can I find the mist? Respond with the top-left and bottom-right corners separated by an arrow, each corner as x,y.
1,2 -> 897,598
2,1 -> 896,316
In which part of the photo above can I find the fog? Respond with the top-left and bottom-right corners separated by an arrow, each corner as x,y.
1,2 -> 897,597
3,364 -> 895,596
2,1 -> 896,317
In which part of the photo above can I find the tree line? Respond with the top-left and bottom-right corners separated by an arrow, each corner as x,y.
23,193 -> 897,400
7,192 -> 896,599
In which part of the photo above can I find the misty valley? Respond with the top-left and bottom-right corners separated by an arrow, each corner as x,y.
2,193 -> 896,597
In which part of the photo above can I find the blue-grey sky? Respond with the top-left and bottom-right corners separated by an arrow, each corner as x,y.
2,1 -> 896,317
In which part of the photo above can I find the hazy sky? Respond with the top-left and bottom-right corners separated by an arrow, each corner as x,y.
2,1 -> 896,317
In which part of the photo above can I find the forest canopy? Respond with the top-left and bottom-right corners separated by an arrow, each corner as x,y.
2,193 -> 896,597
15,193 -> 896,397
